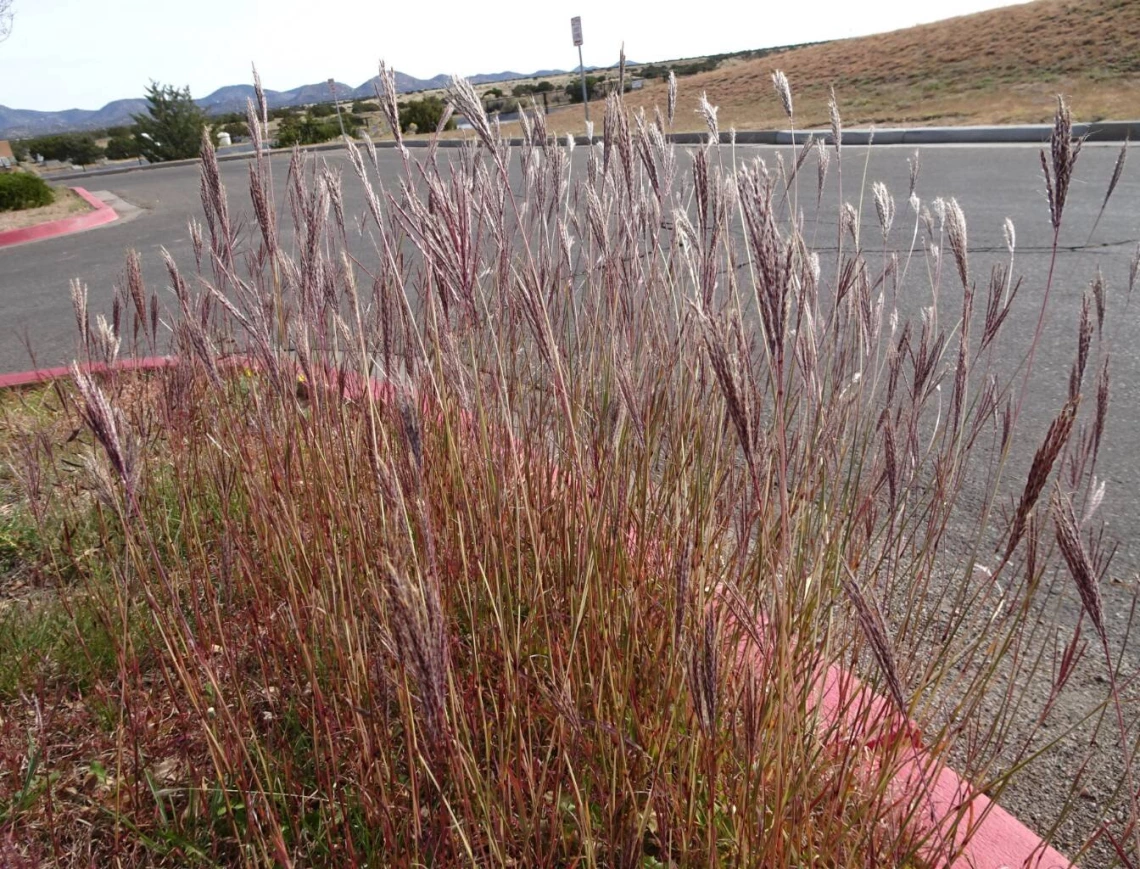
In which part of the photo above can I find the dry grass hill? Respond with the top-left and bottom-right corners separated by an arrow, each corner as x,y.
534,0 -> 1140,133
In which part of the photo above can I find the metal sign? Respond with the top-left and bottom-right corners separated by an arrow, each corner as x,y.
571,16 -> 583,46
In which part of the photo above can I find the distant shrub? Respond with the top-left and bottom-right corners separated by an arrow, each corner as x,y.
565,75 -> 605,103
21,133 -> 104,166
352,100 -> 379,113
398,96 -> 456,134
275,115 -> 343,147
220,121 -> 250,138
309,102 -> 336,118
674,58 -> 720,77
484,97 -> 520,115
0,172 -> 54,212
104,136 -> 141,160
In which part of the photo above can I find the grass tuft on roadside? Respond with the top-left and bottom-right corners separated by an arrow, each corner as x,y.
0,70 -> 1136,867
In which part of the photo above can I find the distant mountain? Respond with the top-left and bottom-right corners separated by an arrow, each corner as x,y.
350,73 -> 445,101
349,68 -> 582,100
279,81 -> 356,107
0,98 -> 150,138
194,84 -> 262,114
0,68 -> 582,138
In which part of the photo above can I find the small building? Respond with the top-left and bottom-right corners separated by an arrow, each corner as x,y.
0,140 -> 15,171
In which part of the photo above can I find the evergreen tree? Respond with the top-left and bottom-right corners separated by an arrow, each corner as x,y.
132,82 -> 210,162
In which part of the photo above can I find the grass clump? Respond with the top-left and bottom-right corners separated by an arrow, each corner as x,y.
0,68 -> 1135,867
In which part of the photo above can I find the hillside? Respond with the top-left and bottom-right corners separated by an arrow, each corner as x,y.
582,0 -> 1140,132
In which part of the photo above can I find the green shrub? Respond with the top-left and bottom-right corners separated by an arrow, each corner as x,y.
104,136 -> 141,160
20,133 -> 104,166
275,115 -> 341,147
0,172 -> 54,212
565,75 -> 604,103
484,97 -> 520,115
352,100 -> 379,113
219,120 -> 250,139
398,96 -> 456,134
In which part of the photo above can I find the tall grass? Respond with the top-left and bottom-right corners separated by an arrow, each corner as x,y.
1,67 -> 1136,866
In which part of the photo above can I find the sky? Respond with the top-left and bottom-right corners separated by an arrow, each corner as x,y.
1,0 -> 1029,112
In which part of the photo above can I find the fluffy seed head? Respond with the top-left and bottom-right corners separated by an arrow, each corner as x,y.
697,92 -> 719,142
944,197 -> 969,288
815,138 -> 830,203
828,88 -> 842,153
667,71 -> 677,127
771,70 -> 793,118
873,181 -> 895,237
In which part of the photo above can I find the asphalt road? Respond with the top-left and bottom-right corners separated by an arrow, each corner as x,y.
1,143 -> 1138,583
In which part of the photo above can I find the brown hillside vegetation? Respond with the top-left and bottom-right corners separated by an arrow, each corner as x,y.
537,0 -> 1140,133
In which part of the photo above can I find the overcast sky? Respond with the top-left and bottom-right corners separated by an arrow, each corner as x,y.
2,0 -> 1027,111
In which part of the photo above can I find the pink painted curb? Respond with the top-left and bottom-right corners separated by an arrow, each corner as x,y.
724,608 -> 1073,869
0,358 -> 1076,867
0,186 -> 119,248
0,357 -> 175,389
818,664 -> 1071,868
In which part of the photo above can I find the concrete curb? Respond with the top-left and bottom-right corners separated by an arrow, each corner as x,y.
810,656 -> 1071,868
0,357 -> 176,389
37,119 -> 1139,182
720,600 -> 1073,869
0,356 -> 1079,867
0,187 -> 119,249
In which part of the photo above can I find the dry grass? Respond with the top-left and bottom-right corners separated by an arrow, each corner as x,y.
499,0 -> 1140,135
0,69 -> 1136,867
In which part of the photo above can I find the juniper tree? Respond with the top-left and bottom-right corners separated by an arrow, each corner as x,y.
132,82 -> 210,162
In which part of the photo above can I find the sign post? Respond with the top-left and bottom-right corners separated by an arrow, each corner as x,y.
571,16 -> 589,125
